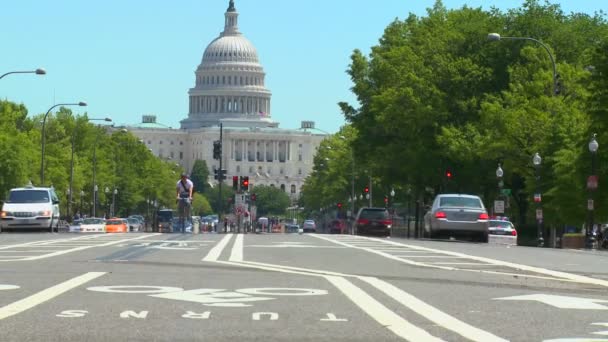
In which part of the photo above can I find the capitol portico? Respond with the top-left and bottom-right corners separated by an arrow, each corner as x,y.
128,0 -> 325,198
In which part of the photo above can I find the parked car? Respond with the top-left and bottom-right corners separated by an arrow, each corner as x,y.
423,194 -> 489,242
105,218 -> 128,233
1,183 -> 61,232
302,220 -> 316,233
488,218 -> 517,236
68,219 -> 83,233
80,218 -> 106,233
355,208 -> 392,236
285,224 -> 300,233
127,217 -> 143,232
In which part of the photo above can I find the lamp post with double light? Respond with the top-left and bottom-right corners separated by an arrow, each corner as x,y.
533,153 -> 544,247
587,134 -> 599,249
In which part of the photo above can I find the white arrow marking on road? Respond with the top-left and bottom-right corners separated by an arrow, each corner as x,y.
591,323 -> 608,336
320,313 -> 348,322
150,288 -> 274,306
495,294 -> 608,310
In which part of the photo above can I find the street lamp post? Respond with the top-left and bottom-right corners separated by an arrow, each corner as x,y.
587,134 -> 599,249
0,68 -> 46,80
488,33 -> 558,96
533,153 -> 544,247
496,164 -> 504,216
105,187 -> 110,219
40,102 -> 87,185
112,189 -> 118,217
80,190 -> 85,218
93,185 -> 99,217
68,117 -> 111,221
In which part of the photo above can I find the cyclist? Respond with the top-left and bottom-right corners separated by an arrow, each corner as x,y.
176,173 -> 194,233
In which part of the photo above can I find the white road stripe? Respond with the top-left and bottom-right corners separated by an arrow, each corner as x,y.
0,272 -> 106,320
1,234 -> 162,262
321,235 -> 608,287
324,275 -> 444,342
428,262 -> 493,266
229,234 -> 244,262
360,276 -> 508,342
203,234 -> 233,262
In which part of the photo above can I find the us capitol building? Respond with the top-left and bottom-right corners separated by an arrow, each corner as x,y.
127,1 -> 325,198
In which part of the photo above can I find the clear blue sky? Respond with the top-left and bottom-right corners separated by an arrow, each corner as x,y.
1,0 -> 605,133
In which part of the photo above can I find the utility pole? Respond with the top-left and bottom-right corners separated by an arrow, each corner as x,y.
219,123 -> 223,229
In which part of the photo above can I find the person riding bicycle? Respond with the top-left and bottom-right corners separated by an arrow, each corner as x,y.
176,173 -> 194,233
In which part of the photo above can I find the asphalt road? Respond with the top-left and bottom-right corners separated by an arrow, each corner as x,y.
1,232 -> 608,342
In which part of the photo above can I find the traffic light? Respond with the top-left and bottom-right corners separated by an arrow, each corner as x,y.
445,169 -> 453,180
213,169 -> 227,180
337,202 -> 342,209
251,193 -> 257,202
242,176 -> 249,191
384,196 -> 389,206
554,73 -> 561,95
212,140 -> 222,160
364,186 -> 369,194
232,176 -> 239,191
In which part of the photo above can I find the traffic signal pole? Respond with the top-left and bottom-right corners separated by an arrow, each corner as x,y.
219,123 -> 223,232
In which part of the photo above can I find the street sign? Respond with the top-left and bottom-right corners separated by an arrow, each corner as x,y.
588,199 -> 595,211
534,193 -> 542,203
500,189 -> 512,196
494,200 -> 505,214
536,209 -> 543,220
588,175 -> 599,190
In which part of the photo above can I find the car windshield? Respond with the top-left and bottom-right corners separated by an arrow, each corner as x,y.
82,218 -> 104,225
360,209 -> 389,219
106,220 -> 122,225
128,218 -> 139,224
439,197 -> 483,208
489,220 -> 513,228
8,190 -> 49,204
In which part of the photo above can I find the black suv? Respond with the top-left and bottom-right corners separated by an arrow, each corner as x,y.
355,207 -> 392,236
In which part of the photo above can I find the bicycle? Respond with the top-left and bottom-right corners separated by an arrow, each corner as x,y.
177,195 -> 191,233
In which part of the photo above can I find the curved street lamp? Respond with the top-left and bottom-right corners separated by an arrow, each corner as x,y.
40,102 -> 87,185
496,164 -> 504,178
0,68 -> 46,80
488,33 -> 558,96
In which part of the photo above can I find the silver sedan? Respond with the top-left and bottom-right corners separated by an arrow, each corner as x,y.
423,194 -> 490,242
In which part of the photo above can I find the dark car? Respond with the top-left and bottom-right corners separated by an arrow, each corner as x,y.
355,208 -> 392,236
155,209 -> 174,233
329,220 -> 347,234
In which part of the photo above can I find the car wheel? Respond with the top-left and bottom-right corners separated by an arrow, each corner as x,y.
479,232 -> 489,243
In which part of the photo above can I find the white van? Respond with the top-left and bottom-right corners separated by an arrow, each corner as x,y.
0,184 -> 61,232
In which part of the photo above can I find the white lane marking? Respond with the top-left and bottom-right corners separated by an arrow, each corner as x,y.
203,234 -> 233,262
360,276 -> 508,342
230,234 -> 244,262
324,275 -> 444,342
313,235 -> 608,287
18,234 -> 161,261
0,250 -> 64,253
246,245 -> 346,248
428,262 -> 493,266
393,255 -> 467,258
212,260 -> 505,341
0,272 -> 106,320
0,235 -> 103,250
252,312 -> 279,321
495,294 -> 608,310
321,313 -> 348,322
0,285 -> 20,290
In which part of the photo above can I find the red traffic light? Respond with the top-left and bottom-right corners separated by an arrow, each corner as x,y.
337,202 -> 342,209
364,186 -> 369,193
384,196 -> 388,203
446,170 -> 453,179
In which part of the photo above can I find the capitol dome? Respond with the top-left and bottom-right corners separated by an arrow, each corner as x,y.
181,0 -> 274,129
202,35 -> 259,64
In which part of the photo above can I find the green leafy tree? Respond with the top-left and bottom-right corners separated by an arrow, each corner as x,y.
252,185 -> 291,217
192,193 -> 212,216
204,186 -> 235,214
190,160 -> 210,193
